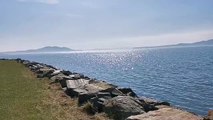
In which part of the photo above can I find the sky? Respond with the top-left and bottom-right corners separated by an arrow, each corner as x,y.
0,0 -> 213,51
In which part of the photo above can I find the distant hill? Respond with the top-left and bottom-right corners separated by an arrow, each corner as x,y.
13,46 -> 73,53
134,39 -> 213,49
175,39 -> 213,46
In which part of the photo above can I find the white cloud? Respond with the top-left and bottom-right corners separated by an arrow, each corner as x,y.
17,0 -> 60,5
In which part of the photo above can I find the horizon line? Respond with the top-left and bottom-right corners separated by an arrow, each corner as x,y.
1,38 -> 212,53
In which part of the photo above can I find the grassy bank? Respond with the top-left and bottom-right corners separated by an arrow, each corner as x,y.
0,60 -> 108,120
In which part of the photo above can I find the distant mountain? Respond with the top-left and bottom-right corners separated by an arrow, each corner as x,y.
134,39 -> 213,49
14,46 -> 73,53
175,39 -> 213,46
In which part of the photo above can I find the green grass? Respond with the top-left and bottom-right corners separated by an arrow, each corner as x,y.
0,60 -> 50,120
0,60 -> 109,120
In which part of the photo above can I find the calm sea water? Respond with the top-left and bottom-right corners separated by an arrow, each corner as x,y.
1,46 -> 213,115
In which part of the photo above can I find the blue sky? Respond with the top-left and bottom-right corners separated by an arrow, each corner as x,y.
0,0 -> 213,51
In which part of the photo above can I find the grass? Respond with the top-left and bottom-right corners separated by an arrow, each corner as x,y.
0,60 -> 109,120
82,102 -> 96,115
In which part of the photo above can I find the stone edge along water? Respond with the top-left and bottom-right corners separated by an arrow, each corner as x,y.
1,58 -> 212,120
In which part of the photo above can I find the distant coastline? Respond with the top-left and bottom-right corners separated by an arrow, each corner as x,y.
1,39 -> 213,54
134,39 -> 213,49
3,46 -> 74,54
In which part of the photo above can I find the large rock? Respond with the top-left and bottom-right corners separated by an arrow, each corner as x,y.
66,79 -> 116,105
209,110 -> 213,119
29,65 -> 39,71
104,96 -> 145,120
83,84 -> 108,93
50,73 -> 70,82
22,60 -> 30,65
61,70 -> 72,76
68,73 -> 90,80
78,92 -> 111,105
69,73 -> 85,80
78,93 -> 96,105
139,97 -> 170,106
100,87 -> 124,97
50,70 -> 62,77
126,107 -> 202,120
65,88 -> 88,97
50,73 -> 72,87
36,68 -> 55,78
66,79 -> 90,89
139,96 -> 160,104
96,92 -> 111,98
89,97 -> 110,112
118,88 -> 137,97
83,81 -> 117,93
27,62 -> 46,69
66,79 -> 91,97
204,110 -> 213,120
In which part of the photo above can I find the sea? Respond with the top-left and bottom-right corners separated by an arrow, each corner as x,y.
1,46 -> 213,116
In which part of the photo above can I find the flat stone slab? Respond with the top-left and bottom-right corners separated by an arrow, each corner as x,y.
83,81 -> 116,93
66,79 -> 90,89
126,107 -> 202,120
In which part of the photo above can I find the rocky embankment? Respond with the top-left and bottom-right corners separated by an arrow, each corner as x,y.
6,58 -> 211,120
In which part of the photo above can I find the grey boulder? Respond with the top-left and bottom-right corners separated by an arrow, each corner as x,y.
126,107 -> 203,120
104,96 -> 145,120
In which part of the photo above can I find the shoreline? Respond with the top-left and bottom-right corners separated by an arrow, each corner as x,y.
1,58 -> 211,120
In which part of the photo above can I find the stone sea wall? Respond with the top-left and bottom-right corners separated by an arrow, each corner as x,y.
2,58 -> 211,120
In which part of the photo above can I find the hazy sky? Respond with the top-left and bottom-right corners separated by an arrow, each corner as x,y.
1,0 -> 213,51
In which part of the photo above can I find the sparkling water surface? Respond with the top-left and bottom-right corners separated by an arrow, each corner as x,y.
1,46 -> 213,115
